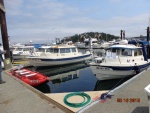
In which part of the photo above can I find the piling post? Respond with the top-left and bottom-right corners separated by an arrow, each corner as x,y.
0,0 -> 12,69
120,30 -> 123,40
147,27 -> 150,58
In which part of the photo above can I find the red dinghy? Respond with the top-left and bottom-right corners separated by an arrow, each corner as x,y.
10,68 -> 49,87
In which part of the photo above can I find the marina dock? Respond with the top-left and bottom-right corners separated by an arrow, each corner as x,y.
0,71 -> 64,113
0,67 -> 150,113
83,68 -> 150,113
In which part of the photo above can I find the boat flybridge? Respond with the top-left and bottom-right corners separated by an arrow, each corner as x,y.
89,43 -> 150,80
27,45 -> 92,67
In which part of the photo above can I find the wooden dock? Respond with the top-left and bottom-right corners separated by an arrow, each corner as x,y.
1,67 -> 150,113
82,68 -> 150,113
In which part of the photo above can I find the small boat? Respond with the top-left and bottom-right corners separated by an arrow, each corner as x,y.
27,45 -> 92,67
10,68 -> 49,86
89,40 -> 150,80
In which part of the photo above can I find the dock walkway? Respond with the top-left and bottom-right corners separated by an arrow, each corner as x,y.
1,68 -> 150,113
0,71 -> 64,113
83,68 -> 150,113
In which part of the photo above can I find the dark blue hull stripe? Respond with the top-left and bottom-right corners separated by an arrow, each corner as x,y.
93,62 -> 150,71
40,54 -> 91,61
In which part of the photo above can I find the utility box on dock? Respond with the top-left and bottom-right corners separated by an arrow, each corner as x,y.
4,58 -> 12,70
145,84 -> 150,113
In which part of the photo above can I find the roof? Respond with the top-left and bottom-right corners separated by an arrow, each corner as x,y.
109,44 -> 142,49
52,45 -> 76,49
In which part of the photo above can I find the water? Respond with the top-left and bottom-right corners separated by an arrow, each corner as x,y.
33,63 -> 132,93
27,48 -> 132,93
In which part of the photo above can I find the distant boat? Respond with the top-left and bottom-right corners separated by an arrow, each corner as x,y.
27,45 -> 92,67
89,40 -> 150,80
12,45 -> 35,60
76,38 -> 102,49
10,68 -> 49,87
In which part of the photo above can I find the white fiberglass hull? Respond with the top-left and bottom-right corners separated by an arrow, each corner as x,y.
13,54 -> 29,60
28,54 -> 91,67
90,62 -> 150,80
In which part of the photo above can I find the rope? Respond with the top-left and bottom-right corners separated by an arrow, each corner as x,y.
64,92 -> 91,108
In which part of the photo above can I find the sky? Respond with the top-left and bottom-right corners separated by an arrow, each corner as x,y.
2,0 -> 150,44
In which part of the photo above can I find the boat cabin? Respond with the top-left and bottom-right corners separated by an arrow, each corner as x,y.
94,44 -> 145,64
106,45 -> 143,57
46,46 -> 78,54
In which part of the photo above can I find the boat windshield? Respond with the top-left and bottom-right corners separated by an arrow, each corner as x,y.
60,48 -> 71,53
134,48 -> 143,56
121,49 -> 132,56
59,48 -> 77,53
71,48 -> 76,52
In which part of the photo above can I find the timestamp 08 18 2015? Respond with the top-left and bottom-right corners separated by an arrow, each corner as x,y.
117,98 -> 140,103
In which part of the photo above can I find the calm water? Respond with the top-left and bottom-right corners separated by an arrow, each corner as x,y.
32,63 -> 132,93
25,48 -> 132,93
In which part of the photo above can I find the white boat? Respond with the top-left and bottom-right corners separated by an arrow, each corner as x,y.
12,45 -> 35,60
89,41 -> 150,80
99,40 -> 111,49
27,45 -> 92,67
76,38 -> 104,49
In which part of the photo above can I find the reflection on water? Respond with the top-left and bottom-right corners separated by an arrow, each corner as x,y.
34,63 -> 98,93
32,62 -> 133,93
32,47 -> 133,93
94,76 -> 133,91
35,83 -> 51,93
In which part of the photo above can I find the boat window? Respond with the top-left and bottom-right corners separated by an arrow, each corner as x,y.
37,48 -> 45,52
71,48 -> 76,52
60,48 -> 65,53
122,49 -> 132,56
46,48 -> 54,53
116,49 -> 121,55
112,48 -> 117,53
66,48 -> 71,53
134,49 -> 143,56
23,48 -> 33,51
15,48 -> 23,51
54,48 -> 59,53
92,41 -> 97,43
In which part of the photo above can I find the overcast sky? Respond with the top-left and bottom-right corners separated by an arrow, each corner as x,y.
3,0 -> 150,44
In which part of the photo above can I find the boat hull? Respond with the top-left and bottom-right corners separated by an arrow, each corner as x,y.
90,62 -> 150,80
28,54 -> 92,67
13,54 -> 29,60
